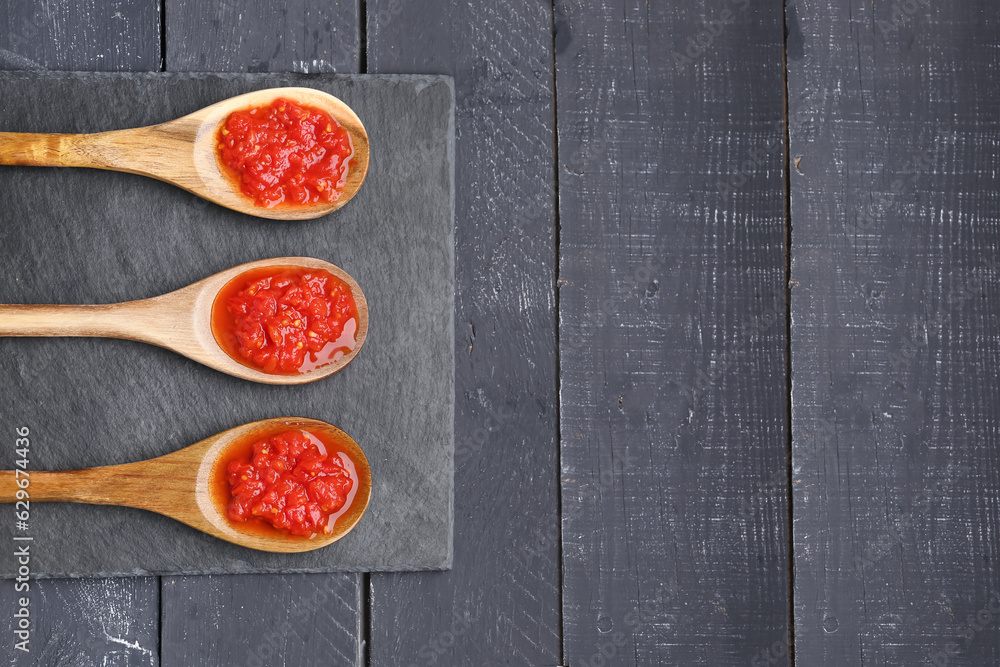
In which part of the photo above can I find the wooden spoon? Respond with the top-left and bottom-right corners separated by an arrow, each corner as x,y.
0,257 -> 369,385
0,87 -> 369,220
0,418 -> 371,553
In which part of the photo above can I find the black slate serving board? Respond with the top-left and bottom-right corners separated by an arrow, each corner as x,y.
0,71 -> 454,576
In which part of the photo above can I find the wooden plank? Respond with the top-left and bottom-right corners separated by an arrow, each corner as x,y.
556,1 -> 790,665
0,1 -> 162,664
0,0 -> 160,71
0,577 -> 158,665
160,575 -> 361,666
165,0 -> 358,73
366,1 -> 561,665
161,9 -> 365,667
789,0 -> 1000,664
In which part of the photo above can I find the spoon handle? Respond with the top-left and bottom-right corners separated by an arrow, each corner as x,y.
0,128 -> 192,180
0,459 -> 195,511
0,131 -> 127,169
0,468 -> 139,505
0,302 -> 166,341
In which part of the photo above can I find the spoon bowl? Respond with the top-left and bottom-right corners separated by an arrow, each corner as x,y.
0,418 -> 371,553
0,257 -> 369,385
0,87 -> 369,220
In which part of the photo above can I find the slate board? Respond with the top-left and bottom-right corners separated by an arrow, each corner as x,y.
0,71 -> 455,576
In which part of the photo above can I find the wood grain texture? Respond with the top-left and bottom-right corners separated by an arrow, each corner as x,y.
0,87 -> 370,220
0,257 -> 369,385
160,573 -> 361,667
556,1 -> 790,665
0,577 -> 159,665
165,0 -> 359,74
0,418 -> 371,553
0,2 -> 161,665
0,0 -> 160,71
160,10 -> 366,666
367,1 -> 561,665
788,0 -> 1000,664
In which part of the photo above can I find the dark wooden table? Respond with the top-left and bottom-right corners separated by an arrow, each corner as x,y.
1,1 -> 998,665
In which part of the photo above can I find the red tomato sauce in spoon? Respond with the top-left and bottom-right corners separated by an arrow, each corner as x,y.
217,98 -> 354,208
222,429 -> 357,537
211,265 -> 359,375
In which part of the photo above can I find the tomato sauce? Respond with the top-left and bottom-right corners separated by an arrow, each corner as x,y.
217,98 -> 354,208
211,265 -> 359,375
220,429 -> 357,537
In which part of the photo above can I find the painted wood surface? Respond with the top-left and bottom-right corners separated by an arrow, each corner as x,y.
0,1 -> 161,664
0,0 -> 159,71
788,0 -> 1000,664
365,1 -> 561,665
161,573 -> 361,667
555,1 -> 791,665
165,0 -> 359,74
0,578 -> 159,665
